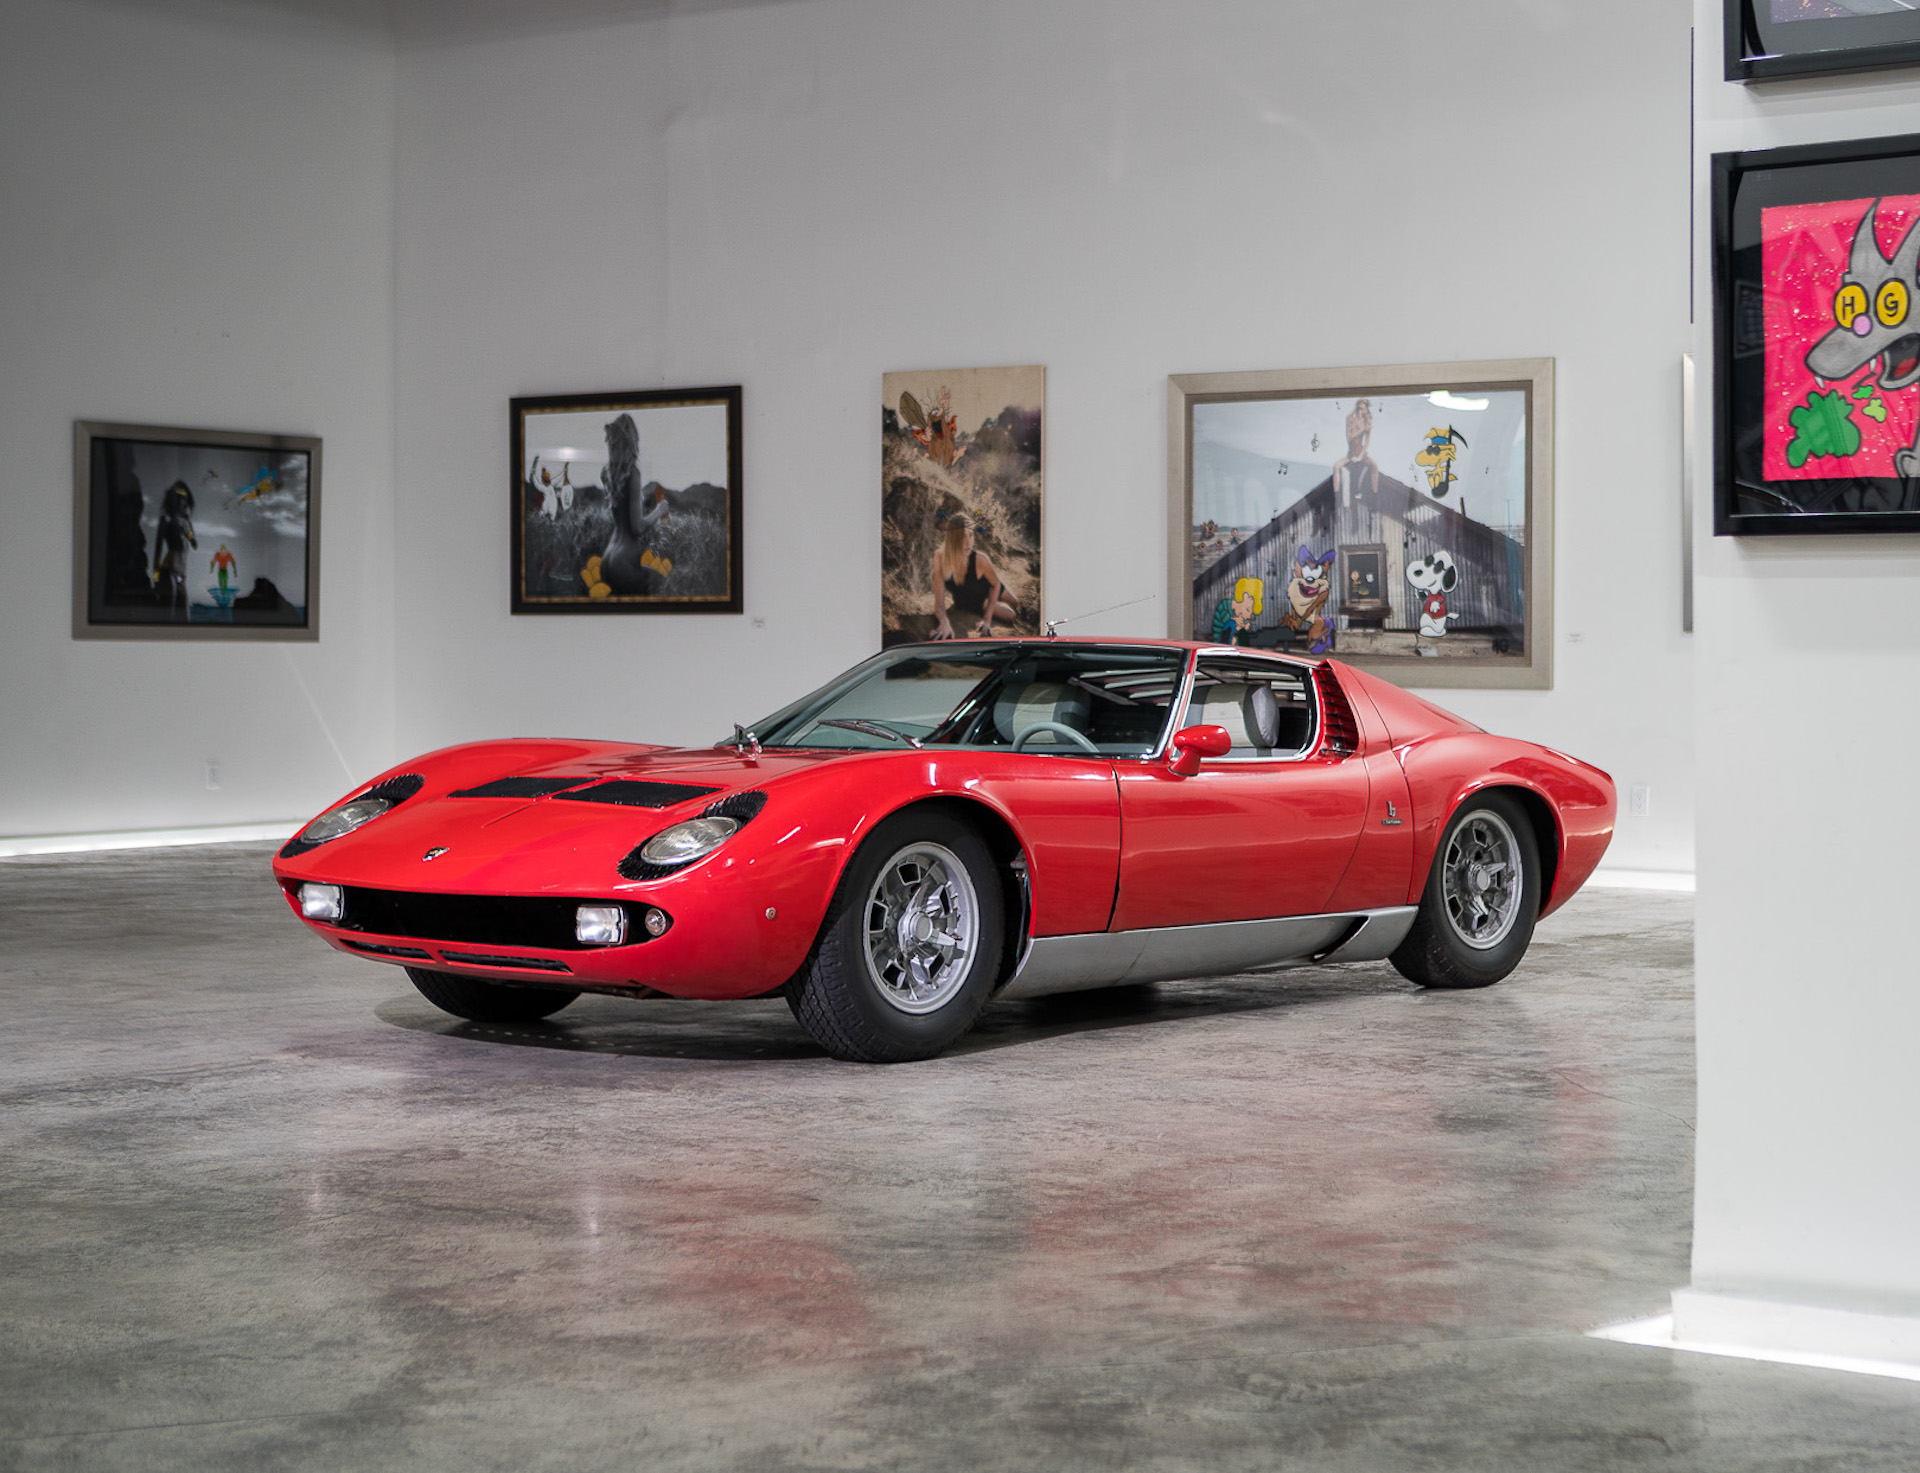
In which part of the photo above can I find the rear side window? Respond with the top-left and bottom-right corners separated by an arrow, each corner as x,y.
1186,659 -> 1316,758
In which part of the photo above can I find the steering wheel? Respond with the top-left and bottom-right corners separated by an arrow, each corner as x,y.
1012,721 -> 1100,755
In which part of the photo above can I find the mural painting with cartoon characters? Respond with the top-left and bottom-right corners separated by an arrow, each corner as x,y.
1190,389 -> 1528,664
881,366 -> 1043,646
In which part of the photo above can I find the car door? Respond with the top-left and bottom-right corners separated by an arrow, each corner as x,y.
1110,655 -> 1371,930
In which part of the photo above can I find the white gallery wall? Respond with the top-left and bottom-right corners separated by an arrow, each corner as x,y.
390,0 -> 1695,874
0,0 -> 1695,877
0,0 -> 396,839
1685,8 -> 1920,1352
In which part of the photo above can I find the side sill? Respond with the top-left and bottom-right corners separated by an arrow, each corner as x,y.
999,906 -> 1417,1000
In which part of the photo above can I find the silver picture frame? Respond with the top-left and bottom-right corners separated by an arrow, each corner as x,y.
1167,359 -> 1554,690
73,420 -> 321,642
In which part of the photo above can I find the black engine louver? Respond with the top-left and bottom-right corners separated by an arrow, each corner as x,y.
1313,667 -> 1360,757
280,773 -> 425,858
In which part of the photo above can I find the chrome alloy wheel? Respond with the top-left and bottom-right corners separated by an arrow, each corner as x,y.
861,841 -> 980,1015
1440,809 -> 1524,951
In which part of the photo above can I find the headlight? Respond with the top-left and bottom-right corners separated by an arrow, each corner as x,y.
281,774 -> 424,859
296,797 -> 392,846
638,816 -> 740,866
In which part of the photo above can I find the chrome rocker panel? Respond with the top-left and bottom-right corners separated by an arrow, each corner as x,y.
1000,906 -> 1419,1000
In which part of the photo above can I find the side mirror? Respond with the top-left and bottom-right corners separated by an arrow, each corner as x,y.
1168,724 -> 1232,776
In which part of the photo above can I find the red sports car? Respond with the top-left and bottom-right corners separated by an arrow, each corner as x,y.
274,640 -> 1614,1062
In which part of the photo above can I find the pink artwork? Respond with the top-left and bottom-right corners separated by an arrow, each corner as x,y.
1762,194 -> 1920,481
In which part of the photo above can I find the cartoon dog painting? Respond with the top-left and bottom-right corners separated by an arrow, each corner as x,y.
1406,550 -> 1460,638
1804,200 -> 1920,477
1281,545 -> 1336,654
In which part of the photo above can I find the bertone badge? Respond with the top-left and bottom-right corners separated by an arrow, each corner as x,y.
422,846 -> 449,861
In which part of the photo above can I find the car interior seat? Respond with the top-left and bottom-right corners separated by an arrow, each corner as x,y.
993,680 -> 1093,747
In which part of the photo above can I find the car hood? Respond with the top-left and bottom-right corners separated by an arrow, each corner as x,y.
280,740 -> 871,894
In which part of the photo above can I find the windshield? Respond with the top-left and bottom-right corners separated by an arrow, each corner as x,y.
740,643 -> 1190,757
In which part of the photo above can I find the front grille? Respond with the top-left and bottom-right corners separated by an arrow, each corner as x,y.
556,780 -> 719,808
337,887 -> 635,951
343,939 -> 434,960
450,777 -> 589,799
280,774 -> 425,858
1313,666 -> 1360,756
438,950 -> 574,973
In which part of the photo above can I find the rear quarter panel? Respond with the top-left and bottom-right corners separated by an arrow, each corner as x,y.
1395,735 -> 1616,918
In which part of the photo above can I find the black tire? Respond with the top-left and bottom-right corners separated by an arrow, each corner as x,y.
787,811 -> 1005,1063
405,966 -> 580,1022
1390,791 -> 1541,990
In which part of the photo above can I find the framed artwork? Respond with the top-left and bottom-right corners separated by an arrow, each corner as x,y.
510,386 -> 742,613
1167,360 -> 1554,690
880,365 -> 1043,647
1711,134 -> 1920,535
1724,0 -> 1920,83
72,420 -> 320,641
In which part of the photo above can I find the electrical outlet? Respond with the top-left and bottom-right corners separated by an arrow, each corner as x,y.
205,760 -> 221,791
1630,784 -> 1650,818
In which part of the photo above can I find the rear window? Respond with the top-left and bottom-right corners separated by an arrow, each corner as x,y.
1184,658 -> 1317,758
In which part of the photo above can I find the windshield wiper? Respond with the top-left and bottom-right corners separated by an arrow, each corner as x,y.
816,718 -> 924,748
728,724 -> 761,756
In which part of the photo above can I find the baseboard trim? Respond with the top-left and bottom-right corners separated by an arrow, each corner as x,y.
1589,1291 -> 1920,1383
1586,867 -> 1695,892
0,822 -> 299,858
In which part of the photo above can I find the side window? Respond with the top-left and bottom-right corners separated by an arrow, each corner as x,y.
1186,659 -> 1316,758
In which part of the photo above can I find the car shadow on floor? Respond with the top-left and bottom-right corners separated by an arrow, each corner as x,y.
371,962 -> 1422,1063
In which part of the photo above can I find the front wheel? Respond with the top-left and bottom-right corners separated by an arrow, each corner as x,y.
787,812 -> 1005,1062
1390,792 -> 1541,990
405,967 -> 580,1022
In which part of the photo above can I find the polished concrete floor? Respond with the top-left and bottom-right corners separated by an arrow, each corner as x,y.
2,844 -> 1916,1471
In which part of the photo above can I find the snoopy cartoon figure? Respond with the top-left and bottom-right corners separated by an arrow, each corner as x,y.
1406,550 -> 1461,638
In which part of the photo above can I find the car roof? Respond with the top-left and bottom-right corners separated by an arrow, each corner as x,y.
885,636 -> 1326,664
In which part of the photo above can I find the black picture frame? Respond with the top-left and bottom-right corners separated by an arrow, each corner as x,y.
1712,133 -> 1920,536
1725,0 -> 1920,82
72,420 -> 321,640
509,386 -> 743,615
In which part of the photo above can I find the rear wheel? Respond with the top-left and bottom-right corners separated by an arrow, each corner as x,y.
787,811 -> 1004,1062
405,967 -> 580,1022
1390,791 -> 1541,990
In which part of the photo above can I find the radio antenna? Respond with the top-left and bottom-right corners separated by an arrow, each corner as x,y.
1044,592 -> 1158,638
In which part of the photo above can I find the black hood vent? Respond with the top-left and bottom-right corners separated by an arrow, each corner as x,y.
703,790 -> 769,824
557,780 -> 719,809
451,776 -> 590,799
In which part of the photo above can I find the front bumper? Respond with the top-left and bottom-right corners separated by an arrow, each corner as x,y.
274,867 -> 829,1000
